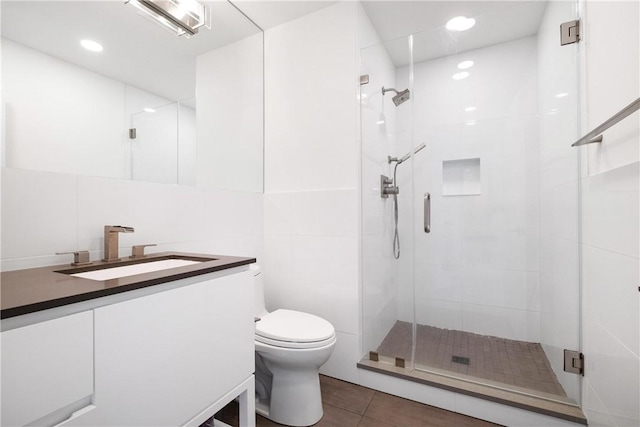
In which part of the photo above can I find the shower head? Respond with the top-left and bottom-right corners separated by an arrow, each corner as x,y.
382,86 -> 411,106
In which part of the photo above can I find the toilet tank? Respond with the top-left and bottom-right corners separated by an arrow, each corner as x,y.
251,264 -> 268,317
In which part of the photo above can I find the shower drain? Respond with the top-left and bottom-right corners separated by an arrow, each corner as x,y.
452,355 -> 470,365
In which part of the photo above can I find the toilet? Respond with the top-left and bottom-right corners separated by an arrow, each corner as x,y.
252,265 -> 336,427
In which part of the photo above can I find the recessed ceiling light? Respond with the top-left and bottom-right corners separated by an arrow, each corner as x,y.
555,92 -> 569,98
80,39 -> 103,52
446,16 -> 476,32
452,72 -> 470,80
458,60 -> 474,69
465,106 -> 476,112
144,107 -> 156,113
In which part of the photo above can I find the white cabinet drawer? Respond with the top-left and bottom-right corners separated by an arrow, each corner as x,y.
1,311 -> 94,427
89,270 -> 254,426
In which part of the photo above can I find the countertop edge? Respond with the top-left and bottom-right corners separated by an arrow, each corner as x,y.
1,253 -> 256,320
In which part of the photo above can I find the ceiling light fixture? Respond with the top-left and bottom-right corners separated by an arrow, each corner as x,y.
452,72 -> 470,80
80,39 -> 103,52
125,0 -> 211,38
457,60 -> 474,69
446,16 -> 476,32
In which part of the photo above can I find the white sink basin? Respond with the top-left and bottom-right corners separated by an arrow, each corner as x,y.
71,259 -> 202,281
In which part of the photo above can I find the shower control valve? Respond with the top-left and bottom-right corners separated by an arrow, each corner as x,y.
380,174 -> 399,198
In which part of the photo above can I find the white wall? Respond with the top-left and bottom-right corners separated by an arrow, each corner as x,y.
262,1 -> 360,383
579,1 -> 640,425
358,4 -> 401,359
196,33 -> 264,193
395,37 -> 541,343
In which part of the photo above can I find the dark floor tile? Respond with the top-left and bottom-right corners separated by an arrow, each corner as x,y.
358,417 -> 393,427
314,404 -> 362,427
320,374 -> 376,415
364,392 -> 501,427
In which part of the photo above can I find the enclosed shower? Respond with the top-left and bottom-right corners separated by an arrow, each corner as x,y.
359,0 -> 584,420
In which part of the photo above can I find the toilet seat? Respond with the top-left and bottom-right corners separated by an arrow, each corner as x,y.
255,309 -> 335,349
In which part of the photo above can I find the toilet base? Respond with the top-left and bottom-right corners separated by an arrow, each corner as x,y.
255,369 -> 323,427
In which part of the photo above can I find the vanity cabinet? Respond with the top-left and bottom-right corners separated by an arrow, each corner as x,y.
2,266 -> 255,427
1,311 -> 94,427
83,270 -> 254,426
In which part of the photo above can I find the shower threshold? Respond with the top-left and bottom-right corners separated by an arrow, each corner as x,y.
357,322 -> 587,425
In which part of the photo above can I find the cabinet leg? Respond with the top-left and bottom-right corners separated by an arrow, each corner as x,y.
238,376 -> 255,427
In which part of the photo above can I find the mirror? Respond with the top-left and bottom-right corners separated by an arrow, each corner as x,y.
1,1 -> 264,192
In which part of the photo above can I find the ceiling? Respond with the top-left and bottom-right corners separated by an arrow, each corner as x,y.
1,1 -> 546,101
361,1 -> 548,66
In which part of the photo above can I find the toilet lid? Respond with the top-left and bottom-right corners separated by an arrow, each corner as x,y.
255,309 -> 335,343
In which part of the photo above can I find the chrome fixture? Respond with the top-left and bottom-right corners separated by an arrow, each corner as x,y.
572,97 -> 640,146
382,143 -> 428,259
56,250 -> 92,266
104,225 -> 135,262
380,175 -> 398,198
130,244 -> 157,258
382,86 -> 410,106
125,0 -> 211,38
388,143 -> 427,165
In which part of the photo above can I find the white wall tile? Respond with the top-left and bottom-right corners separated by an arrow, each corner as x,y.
583,245 -> 639,357
264,2 -> 358,192
584,1 -> 640,176
582,162 -> 639,258
1,168 -> 77,261
320,331 -> 360,383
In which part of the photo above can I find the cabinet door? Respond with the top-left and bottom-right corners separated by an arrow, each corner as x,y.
88,271 -> 254,426
1,311 -> 94,427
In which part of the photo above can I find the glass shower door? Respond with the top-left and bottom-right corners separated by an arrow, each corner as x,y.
409,1 -> 582,405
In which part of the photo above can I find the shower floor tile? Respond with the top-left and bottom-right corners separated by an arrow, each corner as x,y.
376,321 -> 567,398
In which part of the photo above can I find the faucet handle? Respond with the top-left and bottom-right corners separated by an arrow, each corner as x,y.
130,244 -> 157,259
56,251 -> 92,266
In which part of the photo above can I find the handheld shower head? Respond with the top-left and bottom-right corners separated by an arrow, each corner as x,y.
382,86 -> 411,106
389,143 -> 427,165
398,143 -> 426,163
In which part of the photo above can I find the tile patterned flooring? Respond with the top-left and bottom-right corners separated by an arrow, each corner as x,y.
376,321 -> 566,398
211,375 -> 501,427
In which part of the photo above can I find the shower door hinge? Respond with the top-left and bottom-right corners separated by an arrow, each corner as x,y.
129,128 -> 137,139
560,20 -> 580,45
564,349 -> 584,375
360,74 -> 370,85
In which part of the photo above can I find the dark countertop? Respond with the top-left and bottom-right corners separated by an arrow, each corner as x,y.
1,252 -> 256,319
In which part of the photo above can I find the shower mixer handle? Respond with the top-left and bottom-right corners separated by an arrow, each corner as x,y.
380,174 -> 399,198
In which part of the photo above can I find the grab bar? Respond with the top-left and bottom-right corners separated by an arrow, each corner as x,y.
572,97 -> 640,147
424,193 -> 431,233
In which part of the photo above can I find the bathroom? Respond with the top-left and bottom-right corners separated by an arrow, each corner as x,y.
1,1 -> 638,426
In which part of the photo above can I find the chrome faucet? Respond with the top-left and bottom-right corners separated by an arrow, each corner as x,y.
103,225 -> 135,262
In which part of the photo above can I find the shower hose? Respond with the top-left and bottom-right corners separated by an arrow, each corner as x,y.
392,162 -> 400,259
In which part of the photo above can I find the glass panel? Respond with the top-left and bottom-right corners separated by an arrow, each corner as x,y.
410,1 -> 581,405
360,34 -> 416,365
360,0 -> 582,408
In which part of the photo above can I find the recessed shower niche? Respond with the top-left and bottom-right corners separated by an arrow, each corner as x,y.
442,158 -> 481,196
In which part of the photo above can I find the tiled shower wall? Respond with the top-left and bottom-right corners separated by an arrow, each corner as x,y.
394,37 -> 541,343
